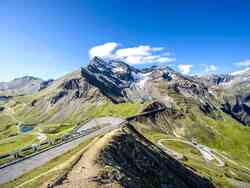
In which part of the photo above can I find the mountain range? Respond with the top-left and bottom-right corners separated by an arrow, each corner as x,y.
1,57 -> 250,188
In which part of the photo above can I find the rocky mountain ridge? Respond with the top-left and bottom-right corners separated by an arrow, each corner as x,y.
53,124 -> 214,188
1,57 -> 250,187
198,68 -> 250,126
0,76 -> 53,95
2,57 -> 249,127
81,57 -> 213,105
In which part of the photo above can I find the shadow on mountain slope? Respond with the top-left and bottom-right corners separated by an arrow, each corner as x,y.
53,123 -> 214,188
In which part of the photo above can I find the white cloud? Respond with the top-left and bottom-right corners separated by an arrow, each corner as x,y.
89,42 -> 119,59
178,64 -> 192,74
89,42 -> 175,65
204,65 -> 217,72
235,59 -> 250,66
116,45 -> 152,57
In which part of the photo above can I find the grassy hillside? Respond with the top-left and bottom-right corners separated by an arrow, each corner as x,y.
132,89 -> 250,187
0,98 -> 141,155
0,68 -> 142,155
1,62 -> 250,187
180,108 -> 250,167
139,124 -> 250,188
148,88 -> 250,167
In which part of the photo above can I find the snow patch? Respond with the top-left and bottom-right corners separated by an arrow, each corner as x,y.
231,67 -> 250,76
132,72 -> 152,89
112,66 -> 126,73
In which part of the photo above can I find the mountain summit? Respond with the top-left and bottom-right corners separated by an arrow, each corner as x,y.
81,57 -> 212,105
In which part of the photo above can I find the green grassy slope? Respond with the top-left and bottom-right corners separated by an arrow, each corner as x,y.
0,96 -> 141,154
132,86 -> 250,187
139,126 -> 250,188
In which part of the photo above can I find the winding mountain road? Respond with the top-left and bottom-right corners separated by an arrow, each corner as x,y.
157,139 -> 184,160
0,117 -> 125,185
157,139 -> 225,167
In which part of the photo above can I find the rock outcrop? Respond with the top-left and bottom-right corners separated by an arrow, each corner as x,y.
54,124 -> 215,188
39,79 -> 54,91
222,95 -> 250,126
199,74 -> 233,86
81,57 -> 139,103
50,91 -> 68,104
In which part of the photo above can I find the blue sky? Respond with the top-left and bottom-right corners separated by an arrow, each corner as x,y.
0,0 -> 250,81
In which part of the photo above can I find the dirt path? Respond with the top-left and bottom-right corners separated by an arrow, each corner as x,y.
15,138 -> 96,188
55,140 -> 102,188
55,127 -> 121,188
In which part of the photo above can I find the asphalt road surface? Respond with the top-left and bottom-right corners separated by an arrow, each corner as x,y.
0,118 -> 124,185
158,138 -> 225,167
77,117 -> 124,132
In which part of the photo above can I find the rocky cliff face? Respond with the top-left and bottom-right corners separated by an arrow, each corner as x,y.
49,71 -> 106,105
81,57 -> 215,106
222,94 -> 250,126
81,57 -> 137,103
39,79 -> 54,91
199,74 -> 233,86
199,69 -> 250,126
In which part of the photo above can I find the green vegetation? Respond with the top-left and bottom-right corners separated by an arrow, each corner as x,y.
0,134 -> 37,155
1,77 -> 249,188
63,101 -> 141,125
178,107 -> 250,168
40,123 -> 74,134
0,123 -> 18,140
135,87 -> 250,187
0,113 -> 17,127
85,102 -> 141,118
40,123 -> 75,140
161,140 -> 201,158
140,127 -> 250,188
1,138 -> 93,188
164,89 -> 250,168
0,99 -> 141,156
0,101 -> 7,106
5,94 -> 141,125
